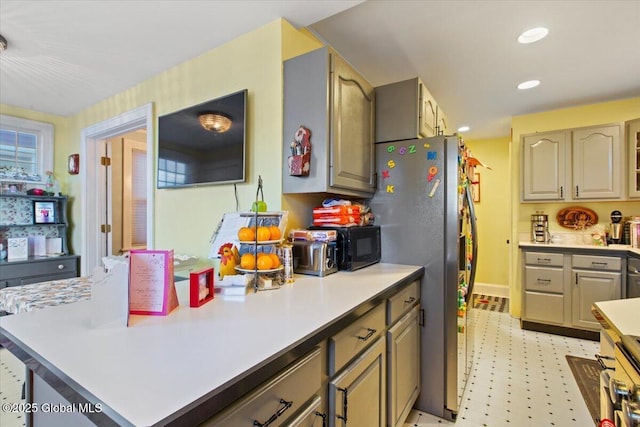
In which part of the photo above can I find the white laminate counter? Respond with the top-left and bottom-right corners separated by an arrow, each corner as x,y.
593,297 -> 640,338
519,241 -> 640,255
0,263 -> 423,426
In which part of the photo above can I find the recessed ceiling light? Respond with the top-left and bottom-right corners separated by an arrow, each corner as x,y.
458,126 -> 470,132
518,80 -> 540,90
518,27 -> 549,44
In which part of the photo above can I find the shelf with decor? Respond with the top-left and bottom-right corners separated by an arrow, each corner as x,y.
0,194 -> 79,287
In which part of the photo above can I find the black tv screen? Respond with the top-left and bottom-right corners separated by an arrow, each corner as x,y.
157,89 -> 247,188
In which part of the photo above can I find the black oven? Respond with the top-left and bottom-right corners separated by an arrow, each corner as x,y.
310,225 -> 381,271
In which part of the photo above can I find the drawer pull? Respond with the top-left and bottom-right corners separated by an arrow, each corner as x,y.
337,387 -> 348,422
356,328 -> 376,341
58,264 -> 65,270
404,296 -> 416,304
252,398 -> 292,427
537,258 -> 551,263
536,278 -> 551,284
591,261 -> 609,267
314,411 -> 327,427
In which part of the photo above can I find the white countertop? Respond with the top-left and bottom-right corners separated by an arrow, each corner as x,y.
519,241 -> 640,255
593,297 -> 640,338
0,263 -> 422,426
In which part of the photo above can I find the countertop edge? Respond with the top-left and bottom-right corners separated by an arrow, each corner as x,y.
0,264 -> 425,426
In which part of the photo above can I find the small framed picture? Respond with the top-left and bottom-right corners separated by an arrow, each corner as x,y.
34,201 -> 56,224
189,267 -> 215,307
68,154 -> 79,175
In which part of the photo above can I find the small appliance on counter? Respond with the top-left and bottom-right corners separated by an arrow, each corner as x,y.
291,240 -> 338,277
531,212 -> 551,243
608,210 -> 623,245
309,225 -> 381,271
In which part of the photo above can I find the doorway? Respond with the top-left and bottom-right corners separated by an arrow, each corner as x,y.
80,104 -> 154,275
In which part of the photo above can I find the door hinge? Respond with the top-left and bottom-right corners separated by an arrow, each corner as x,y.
101,156 -> 111,166
101,224 -> 112,233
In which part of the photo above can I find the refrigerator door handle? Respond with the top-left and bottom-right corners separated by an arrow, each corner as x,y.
465,186 -> 479,303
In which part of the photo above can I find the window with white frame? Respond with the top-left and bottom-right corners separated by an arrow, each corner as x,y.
0,114 -> 53,183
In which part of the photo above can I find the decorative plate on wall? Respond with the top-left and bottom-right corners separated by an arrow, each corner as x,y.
556,206 -> 599,229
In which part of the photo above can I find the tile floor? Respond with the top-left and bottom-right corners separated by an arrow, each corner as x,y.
0,304 -> 599,427
404,306 -> 599,427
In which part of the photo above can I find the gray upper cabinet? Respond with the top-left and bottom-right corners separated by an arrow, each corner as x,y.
283,47 -> 375,196
522,131 -> 568,201
521,123 -> 623,202
375,77 -> 437,143
572,124 -> 622,199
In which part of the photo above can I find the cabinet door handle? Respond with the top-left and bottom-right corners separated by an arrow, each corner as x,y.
315,411 -> 327,427
560,186 -> 563,198
575,186 -> 579,197
404,296 -> 416,304
356,328 -> 376,341
337,387 -> 348,423
252,398 -> 293,427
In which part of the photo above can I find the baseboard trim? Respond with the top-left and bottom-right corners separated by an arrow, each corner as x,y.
521,320 -> 599,341
473,282 -> 510,299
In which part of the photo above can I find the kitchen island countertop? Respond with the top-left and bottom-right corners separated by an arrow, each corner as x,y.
592,297 -> 640,338
0,262 -> 423,426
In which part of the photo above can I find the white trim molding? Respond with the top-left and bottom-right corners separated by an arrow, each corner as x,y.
473,282 -> 510,299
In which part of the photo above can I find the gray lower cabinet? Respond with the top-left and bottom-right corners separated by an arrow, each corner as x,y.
521,249 -> 624,333
283,395 -> 325,427
387,305 -> 420,427
522,251 -> 565,325
0,255 -> 80,288
204,347 -> 322,427
329,336 -> 386,427
571,255 -> 622,330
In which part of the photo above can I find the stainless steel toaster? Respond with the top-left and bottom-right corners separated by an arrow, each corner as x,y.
291,241 -> 338,277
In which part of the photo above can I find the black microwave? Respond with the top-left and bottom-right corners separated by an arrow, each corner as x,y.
310,225 -> 381,271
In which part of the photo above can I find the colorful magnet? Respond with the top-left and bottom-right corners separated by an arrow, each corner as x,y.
428,179 -> 441,197
382,170 -> 391,179
427,151 -> 437,160
387,145 -> 396,153
387,159 -> 396,168
427,165 -> 439,182
424,143 -> 430,148
386,184 -> 395,193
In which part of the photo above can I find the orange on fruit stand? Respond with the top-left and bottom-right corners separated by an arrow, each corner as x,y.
257,256 -> 273,270
256,226 -> 271,241
268,253 -> 280,268
238,227 -> 255,241
240,253 -> 256,270
268,225 -> 281,241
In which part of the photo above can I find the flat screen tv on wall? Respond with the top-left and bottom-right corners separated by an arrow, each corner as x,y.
157,89 -> 247,188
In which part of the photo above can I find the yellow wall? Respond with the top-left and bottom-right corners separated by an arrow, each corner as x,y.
510,97 -> 640,316
466,137 -> 510,290
2,19 -> 322,269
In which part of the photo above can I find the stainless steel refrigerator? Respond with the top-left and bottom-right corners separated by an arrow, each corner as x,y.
369,135 -> 478,421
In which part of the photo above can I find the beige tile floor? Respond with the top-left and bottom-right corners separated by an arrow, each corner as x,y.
0,305 -> 598,427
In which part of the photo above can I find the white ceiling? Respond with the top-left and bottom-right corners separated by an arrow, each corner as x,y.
1,0 -> 639,140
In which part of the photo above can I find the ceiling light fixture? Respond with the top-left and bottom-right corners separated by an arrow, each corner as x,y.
518,27 -> 549,44
517,80 -> 540,90
199,113 -> 232,133
0,34 -> 7,53
457,126 -> 470,132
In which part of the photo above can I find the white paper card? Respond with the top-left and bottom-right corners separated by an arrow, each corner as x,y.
28,236 -> 46,256
7,238 -> 28,259
46,237 -> 62,254
90,263 -> 129,329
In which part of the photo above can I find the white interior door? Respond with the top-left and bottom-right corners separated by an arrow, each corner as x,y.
122,138 -> 147,252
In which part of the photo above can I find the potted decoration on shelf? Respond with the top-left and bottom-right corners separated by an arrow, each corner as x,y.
44,171 -> 61,196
